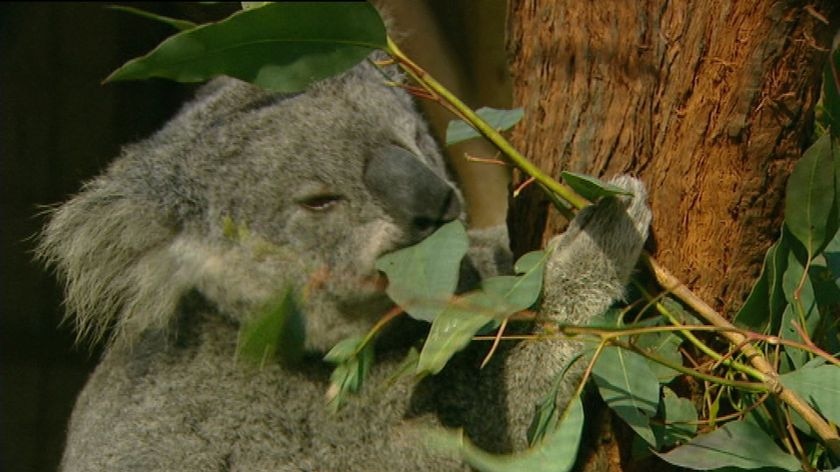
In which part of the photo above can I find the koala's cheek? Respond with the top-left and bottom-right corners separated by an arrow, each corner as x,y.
317,220 -> 401,301
353,220 -> 403,272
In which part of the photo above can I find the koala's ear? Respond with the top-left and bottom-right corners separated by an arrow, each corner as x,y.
38,176 -> 186,347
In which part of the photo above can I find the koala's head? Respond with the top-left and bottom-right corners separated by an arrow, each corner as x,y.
39,59 -> 462,351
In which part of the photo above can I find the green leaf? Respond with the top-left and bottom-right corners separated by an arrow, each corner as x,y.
445,107 -> 524,146
481,250 -> 548,313
653,388 -> 698,449
635,330 -> 683,384
823,47 -> 840,139
780,365 -> 840,426
324,336 -> 374,412
324,336 -> 364,364
784,133 -> 837,259
657,420 -> 801,471
376,221 -> 469,322
822,229 -> 840,279
416,292 -> 497,375
381,347 -> 420,388
734,234 -> 790,332
560,172 -> 633,201
412,248 -> 550,376
236,287 -> 305,367
108,5 -> 198,31
527,354 -> 583,446
106,2 -> 387,92
432,396 -> 584,472
592,346 -> 660,446
780,251 -> 820,369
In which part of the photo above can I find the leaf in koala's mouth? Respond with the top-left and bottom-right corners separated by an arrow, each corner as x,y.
236,287 -> 305,368
374,221 -> 469,323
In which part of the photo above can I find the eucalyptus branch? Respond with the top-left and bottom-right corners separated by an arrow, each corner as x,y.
633,281 -> 765,381
610,340 -> 767,393
386,35 -> 840,457
646,256 -> 840,457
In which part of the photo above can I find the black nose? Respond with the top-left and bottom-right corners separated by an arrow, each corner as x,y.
364,145 -> 462,241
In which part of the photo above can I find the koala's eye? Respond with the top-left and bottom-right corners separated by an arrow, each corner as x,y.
298,194 -> 343,212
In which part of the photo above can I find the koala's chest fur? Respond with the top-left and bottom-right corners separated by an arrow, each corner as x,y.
64,309 -> 505,471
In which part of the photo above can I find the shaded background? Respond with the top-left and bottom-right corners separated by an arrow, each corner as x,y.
0,4 -> 237,470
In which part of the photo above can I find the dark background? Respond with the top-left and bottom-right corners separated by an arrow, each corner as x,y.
0,3 -> 236,470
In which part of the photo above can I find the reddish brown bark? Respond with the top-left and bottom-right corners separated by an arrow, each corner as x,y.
508,0 -> 837,314
506,1 -> 838,469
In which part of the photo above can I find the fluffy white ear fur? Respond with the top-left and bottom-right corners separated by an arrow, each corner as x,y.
38,182 -> 185,347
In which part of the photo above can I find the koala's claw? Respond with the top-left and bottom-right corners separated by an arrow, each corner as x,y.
607,175 -> 652,237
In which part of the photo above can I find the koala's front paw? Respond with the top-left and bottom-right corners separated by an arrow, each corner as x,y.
541,175 -> 651,324
606,175 -> 652,240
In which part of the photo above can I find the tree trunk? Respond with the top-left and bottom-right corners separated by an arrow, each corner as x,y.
506,1 -> 838,470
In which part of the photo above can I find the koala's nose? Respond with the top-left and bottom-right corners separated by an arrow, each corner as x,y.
364,145 -> 462,241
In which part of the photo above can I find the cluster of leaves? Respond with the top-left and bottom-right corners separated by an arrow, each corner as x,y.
107,3 -> 840,472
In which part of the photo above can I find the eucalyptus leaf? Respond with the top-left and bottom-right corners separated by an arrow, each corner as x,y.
376,221 -> 469,323
784,133 -> 837,259
108,5 -> 198,31
381,347 -> 420,388
236,288 -> 304,367
822,229 -> 840,280
106,2 -> 387,92
416,292 -> 498,375
431,396 -> 584,472
561,172 -> 633,201
527,354 -> 583,446
657,420 -> 801,471
653,388 -> 698,449
445,107 -> 524,146
325,336 -> 374,413
824,47 -> 840,139
635,330 -> 683,384
324,336 -> 364,364
481,250 -> 548,313
780,365 -> 840,426
592,346 -> 660,445
780,251 -> 820,369
734,234 -> 789,332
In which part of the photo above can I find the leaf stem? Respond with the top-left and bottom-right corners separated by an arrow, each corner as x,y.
633,281 -> 765,381
610,340 -> 767,392
357,305 -> 404,355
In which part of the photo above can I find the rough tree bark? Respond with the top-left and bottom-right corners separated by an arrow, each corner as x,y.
506,1 -> 838,470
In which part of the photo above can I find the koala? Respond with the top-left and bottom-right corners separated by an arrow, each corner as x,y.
39,57 -> 651,471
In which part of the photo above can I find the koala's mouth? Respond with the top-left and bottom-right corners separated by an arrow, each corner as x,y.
305,263 -> 389,303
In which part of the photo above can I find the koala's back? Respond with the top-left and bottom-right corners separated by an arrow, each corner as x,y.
62,307 -> 474,471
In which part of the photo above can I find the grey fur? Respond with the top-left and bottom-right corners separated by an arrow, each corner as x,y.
39,59 -> 651,471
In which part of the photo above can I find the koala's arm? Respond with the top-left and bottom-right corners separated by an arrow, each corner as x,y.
479,176 -> 651,450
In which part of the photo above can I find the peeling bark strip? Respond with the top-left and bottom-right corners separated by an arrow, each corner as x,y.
507,1 -> 838,318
